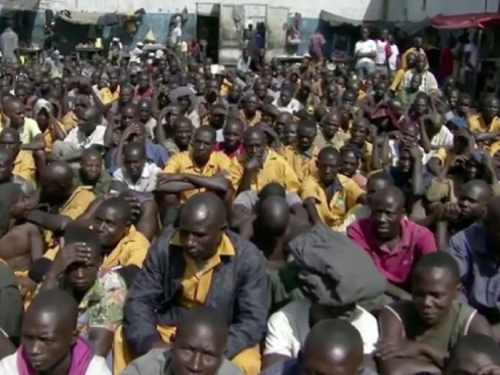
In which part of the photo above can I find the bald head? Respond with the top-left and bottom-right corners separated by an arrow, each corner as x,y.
25,289 -> 78,332
303,319 -> 363,375
461,180 -> 492,201
2,96 -> 23,114
318,146 -> 340,162
0,127 -> 21,143
175,307 -> 228,345
258,196 -> 290,236
446,334 -> 500,375
243,127 -> 266,144
180,192 -> 227,229
42,161 -> 74,185
371,186 -> 405,209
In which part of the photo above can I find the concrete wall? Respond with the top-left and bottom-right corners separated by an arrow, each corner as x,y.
387,0 -> 500,22
17,0 -> 384,55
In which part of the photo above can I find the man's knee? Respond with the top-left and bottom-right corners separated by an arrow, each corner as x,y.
231,345 -> 261,375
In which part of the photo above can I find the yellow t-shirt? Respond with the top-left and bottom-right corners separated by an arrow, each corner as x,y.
281,145 -> 319,182
170,230 -> 235,308
99,86 -> 120,104
0,118 -> 41,145
230,149 -> 300,193
13,150 -> 36,185
43,186 -> 96,248
102,225 -> 150,269
300,173 -> 364,229
163,151 -> 231,203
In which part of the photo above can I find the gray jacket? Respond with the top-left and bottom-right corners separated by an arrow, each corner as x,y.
121,349 -> 244,375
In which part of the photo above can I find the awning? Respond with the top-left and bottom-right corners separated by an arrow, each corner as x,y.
395,17 -> 431,36
57,10 -> 105,25
0,0 -> 39,10
431,12 -> 500,29
319,10 -> 365,27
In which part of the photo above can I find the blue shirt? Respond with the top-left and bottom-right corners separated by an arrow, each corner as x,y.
107,141 -> 168,174
447,222 -> 500,319
261,359 -> 378,375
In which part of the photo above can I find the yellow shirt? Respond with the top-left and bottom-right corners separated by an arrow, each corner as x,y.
239,110 -> 262,127
101,226 -> 149,269
281,145 -> 319,182
44,226 -> 149,268
301,173 -> 364,229
13,150 -> 36,185
170,230 -> 235,308
43,121 -> 66,152
230,149 -> 301,193
0,118 -> 41,145
390,68 -> 406,92
61,111 -> 79,131
43,186 -> 96,248
99,86 -> 120,104
468,115 -> 500,150
163,151 -> 231,203
219,79 -> 232,97
468,114 -> 500,133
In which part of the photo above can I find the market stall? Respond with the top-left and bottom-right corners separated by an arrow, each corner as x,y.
430,12 -> 500,97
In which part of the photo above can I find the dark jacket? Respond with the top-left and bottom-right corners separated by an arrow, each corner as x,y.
123,230 -> 268,358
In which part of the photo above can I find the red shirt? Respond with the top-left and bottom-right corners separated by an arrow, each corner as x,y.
440,46 -> 454,77
347,218 -> 437,286
213,141 -> 244,159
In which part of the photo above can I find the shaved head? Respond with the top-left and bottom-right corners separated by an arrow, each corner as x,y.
257,196 -> 290,236
180,192 -> 227,229
371,186 -> 405,210
303,319 -> 363,375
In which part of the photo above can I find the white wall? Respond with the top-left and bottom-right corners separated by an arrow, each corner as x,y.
388,0 -> 500,22
39,0 -> 383,19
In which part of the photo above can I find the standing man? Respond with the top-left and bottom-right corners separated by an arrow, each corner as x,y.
375,29 -> 391,76
464,33 -> 479,96
0,21 -> 18,61
354,27 -> 377,80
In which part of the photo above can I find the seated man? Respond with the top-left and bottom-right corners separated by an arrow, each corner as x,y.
74,148 -> 112,196
52,107 -> 106,163
435,179 -> 492,250
121,307 -> 244,375
113,141 -> 162,192
156,114 -> 193,156
27,161 -> 96,248
339,146 -> 367,189
107,115 -> 168,173
0,128 -> 36,185
157,126 -> 232,224
445,334 -> 500,375
447,195 -> 500,341
0,288 -> 111,374
231,182 -> 308,229
238,196 -> 309,266
121,192 -> 267,375
301,147 -> 365,230
337,171 -> 394,232
230,127 -> 300,195
347,186 -> 437,301
263,226 -> 383,369
262,319 -> 378,375
281,120 -> 319,182
1,97 -> 45,152
0,183 -> 43,291
376,252 -> 491,375
38,225 -> 127,359
214,116 -> 245,159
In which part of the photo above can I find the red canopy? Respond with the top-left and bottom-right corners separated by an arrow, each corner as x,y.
431,12 -> 500,29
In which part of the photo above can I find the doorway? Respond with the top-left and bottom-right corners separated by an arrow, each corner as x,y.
196,5 -> 220,63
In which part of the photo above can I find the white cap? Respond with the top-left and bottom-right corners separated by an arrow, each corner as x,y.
112,37 -> 120,42
137,42 -> 144,47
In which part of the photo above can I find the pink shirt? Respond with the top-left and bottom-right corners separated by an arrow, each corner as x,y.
347,218 -> 437,285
